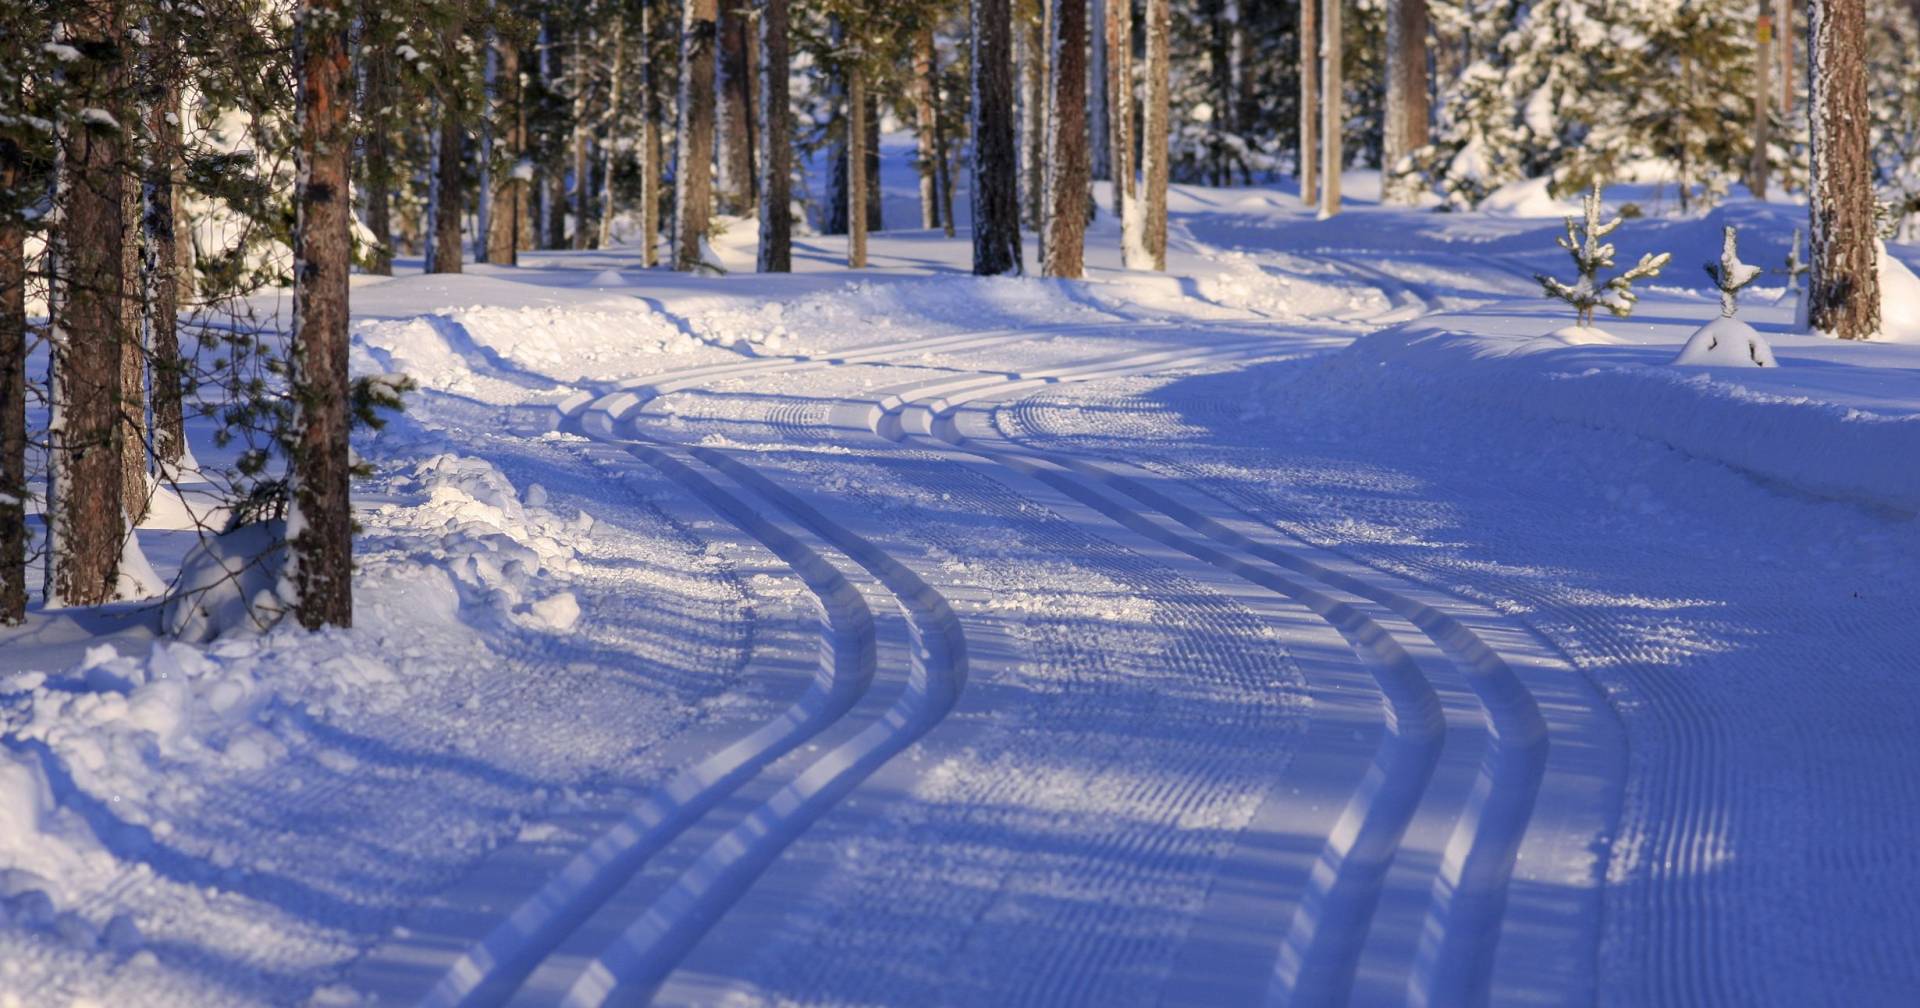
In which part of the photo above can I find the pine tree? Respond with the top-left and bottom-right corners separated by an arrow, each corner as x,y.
143,6 -> 188,468
1019,1 -> 1045,232
1105,0 -> 1133,220
1536,183 -> 1672,329
971,0 -> 1022,275
1298,0 -> 1317,205
1383,0 -> 1429,203
717,0 -> 757,215
288,0 -> 354,628
1808,0 -> 1879,340
758,0 -> 794,272
848,57 -> 868,268
1703,225 -> 1762,318
640,0 -> 662,266
1318,0 -> 1340,217
0,55 -> 24,623
1042,0 -> 1088,278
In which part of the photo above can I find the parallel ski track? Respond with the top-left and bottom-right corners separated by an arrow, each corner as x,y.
864,343 -> 1566,1006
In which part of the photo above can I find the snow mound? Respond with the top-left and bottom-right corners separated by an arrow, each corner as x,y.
163,521 -> 288,643
1479,177 -> 1581,219
1880,244 -> 1920,342
1674,317 -> 1776,367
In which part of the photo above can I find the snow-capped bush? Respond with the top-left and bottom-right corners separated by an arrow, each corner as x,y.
1535,182 -> 1672,328
1703,226 -> 1763,319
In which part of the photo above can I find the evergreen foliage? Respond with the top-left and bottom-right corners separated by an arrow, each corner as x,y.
1535,182 -> 1672,328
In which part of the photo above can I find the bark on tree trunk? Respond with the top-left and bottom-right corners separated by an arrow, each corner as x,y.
1142,0 -> 1170,269
363,52 -> 394,275
1106,0 -> 1132,220
934,69 -> 957,239
145,17 -> 186,465
570,27 -> 591,251
52,0 -> 129,607
598,19 -> 625,249
1299,0 -> 1317,206
915,29 -> 941,231
120,108 -> 147,526
1021,7 -> 1046,231
864,91 -> 882,232
1204,0 -> 1231,186
1778,0 -> 1794,114
1090,0 -> 1110,183
757,0 -> 792,272
972,0 -> 1023,275
291,0 -> 355,628
1043,0 -> 1088,278
717,0 -> 755,215
1319,0 -> 1342,218
825,18 -> 848,237
848,64 -> 869,269
486,38 -> 521,265
1383,0 -> 1428,203
429,116 -> 465,272
1807,0 -> 1879,340
641,4 -> 661,266
1749,11 -> 1773,201
0,94 -> 25,623
675,0 -> 718,270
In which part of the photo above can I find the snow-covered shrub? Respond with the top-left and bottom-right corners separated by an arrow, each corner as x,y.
1535,182 -> 1672,328
1703,226 -> 1762,318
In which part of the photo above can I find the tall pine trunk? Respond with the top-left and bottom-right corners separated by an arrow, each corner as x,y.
971,0 -> 1022,275
1089,0 -> 1110,183
717,0 -> 755,215
570,27 -> 591,251
1319,0 -> 1342,218
915,29 -> 941,231
290,0 -> 354,628
0,86 -> 24,623
1749,9 -> 1773,200
362,52 -> 395,275
598,19 -> 626,249
864,92 -> 882,231
1382,0 -> 1428,203
1106,0 -> 1132,221
1020,8 -> 1045,231
119,67 -> 146,526
1141,0 -> 1170,270
429,116 -> 464,272
674,0 -> 718,271
848,64 -> 869,269
934,75 -> 956,238
825,18 -> 848,236
1043,0 -> 1088,278
1203,0 -> 1231,186
756,0 -> 792,272
145,14 -> 187,466
1807,0 -> 1879,340
51,0 -> 129,607
1298,0 -> 1317,206
641,1 -> 661,266
486,38 -> 522,265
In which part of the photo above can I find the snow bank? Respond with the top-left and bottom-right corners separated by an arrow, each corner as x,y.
1880,244 -> 1920,343
0,452 -> 595,969
1327,308 -> 1920,513
1480,176 -> 1581,219
1673,318 -> 1775,367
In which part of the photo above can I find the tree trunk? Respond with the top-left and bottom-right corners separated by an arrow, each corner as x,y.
1299,0 -> 1318,205
1319,0 -> 1342,218
1044,0 -> 1089,278
1204,0 -> 1231,186
675,0 -> 718,270
1141,0 -> 1170,269
51,0 -> 129,607
972,0 -> 1023,275
1089,0 -> 1110,183
486,37 -> 522,265
1807,0 -> 1879,340
848,64 -> 869,268
570,26 -> 592,251
363,52 -> 395,275
865,90 -> 883,232
290,0 -> 355,628
145,16 -> 185,469
825,18 -> 849,236
641,4 -> 661,266
1106,0 -> 1132,220
915,29 -> 941,230
1383,0 -> 1428,203
1749,11 -> 1773,201
1021,7 -> 1046,230
934,71 -> 957,238
757,0 -> 792,272
429,115 -> 465,272
598,19 -> 625,249
717,0 -> 755,215
0,89 -> 24,623
120,93 -> 147,526
1778,0 -> 1794,114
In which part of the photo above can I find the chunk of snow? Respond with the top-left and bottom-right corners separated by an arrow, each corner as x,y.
526,591 -> 581,631
1673,318 -> 1776,367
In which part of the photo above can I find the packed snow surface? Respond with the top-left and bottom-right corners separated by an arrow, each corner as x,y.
4,153 -> 1918,1008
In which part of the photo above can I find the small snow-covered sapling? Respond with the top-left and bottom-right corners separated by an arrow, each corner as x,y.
1781,228 -> 1809,296
1702,225 -> 1762,318
1536,181 -> 1673,328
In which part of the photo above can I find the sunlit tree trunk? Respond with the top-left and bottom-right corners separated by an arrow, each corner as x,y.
848,63 -> 868,268
1319,0 -> 1342,218
971,0 -> 1023,274
1043,0 -> 1088,278
674,0 -> 719,270
756,0 -> 792,271
717,0 -> 756,215
1807,0 -> 1879,340
1298,0 -> 1317,206
915,29 -> 940,230
1382,0 -> 1428,203
1141,0 -> 1170,269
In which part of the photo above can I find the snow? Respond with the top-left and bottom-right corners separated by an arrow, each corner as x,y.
1674,316 -> 1776,367
5,136 -> 1920,1007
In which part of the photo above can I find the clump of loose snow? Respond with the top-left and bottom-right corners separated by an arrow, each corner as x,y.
163,520 -> 287,642
1674,317 -> 1776,368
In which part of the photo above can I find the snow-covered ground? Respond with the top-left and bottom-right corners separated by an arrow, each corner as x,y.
4,147 -> 1918,1007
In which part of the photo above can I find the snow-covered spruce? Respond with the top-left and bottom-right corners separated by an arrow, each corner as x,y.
1703,225 -> 1763,319
1534,181 -> 1672,332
